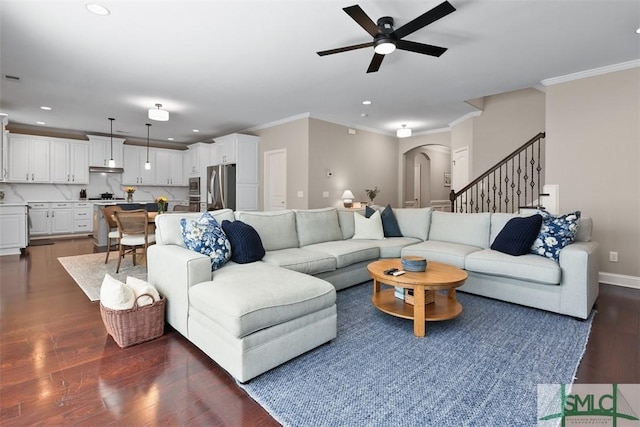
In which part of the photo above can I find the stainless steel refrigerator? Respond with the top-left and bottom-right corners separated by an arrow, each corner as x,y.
207,164 -> 236,210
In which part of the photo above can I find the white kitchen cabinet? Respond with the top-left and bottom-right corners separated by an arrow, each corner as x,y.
155,148 -> 184,186
28,202 -> 73,235
0,204 -> 28,255
1,117 -> 8,181
8,135 -> 50,182
73,202 -> 92,233
211,135 -> 237,165
50,202 -> 73,234
51,139 -> 89,184
122,145 -> 155,185
237,183 -> 259,211
236,136 -> 258,184
212,134 -> 258,183
185,142 -> 212,177
210,134 -> 259,210
28,202 -> 51,235
88,135 -> 124,168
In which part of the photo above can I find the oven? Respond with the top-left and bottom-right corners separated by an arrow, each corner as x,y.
186,196 -> 199,212
188,177 -> 202,211
188,177 -> 200,195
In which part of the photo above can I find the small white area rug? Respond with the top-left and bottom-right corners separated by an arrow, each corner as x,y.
58,252 -> 147,301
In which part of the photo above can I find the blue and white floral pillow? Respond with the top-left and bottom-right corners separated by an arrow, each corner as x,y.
530,210 -> 581,262
180,212 -> 231,271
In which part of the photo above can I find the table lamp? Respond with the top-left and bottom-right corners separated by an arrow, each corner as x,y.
341,190 -> 355,208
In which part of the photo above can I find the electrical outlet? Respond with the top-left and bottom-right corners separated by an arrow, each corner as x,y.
297,191 -> 304,198
322,191 -> 329,198
609,251 -> 619,262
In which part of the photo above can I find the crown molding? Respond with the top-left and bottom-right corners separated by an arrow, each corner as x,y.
242,113 -> 311,133
542,59 -> 640,86
413,127 -> 451,137
449,110 -> 482,128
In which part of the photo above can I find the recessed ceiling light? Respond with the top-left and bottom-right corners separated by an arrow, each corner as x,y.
192,129 -> 200,133
86,4 -> 110,16
36,121 -> 45,125
362,100 -> 372,105
361,113 -> 368,117
40,106 -> 52,110
167,137 -> 174,141
636,27 -> 640,34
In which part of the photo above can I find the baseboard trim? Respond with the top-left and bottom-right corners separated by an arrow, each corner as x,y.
599,272 -> 640,290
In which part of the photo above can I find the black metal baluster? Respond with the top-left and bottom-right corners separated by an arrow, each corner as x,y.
498,165 -> 503,212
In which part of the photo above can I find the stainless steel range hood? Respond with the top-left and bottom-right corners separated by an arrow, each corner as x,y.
89,165 -> 124,174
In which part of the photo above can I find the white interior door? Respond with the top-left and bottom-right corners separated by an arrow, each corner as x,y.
413,163 -> 421,208
264,149 -> 287,211
452,147 -> 469,192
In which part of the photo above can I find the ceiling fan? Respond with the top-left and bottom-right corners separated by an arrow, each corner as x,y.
317,1 -> 456,73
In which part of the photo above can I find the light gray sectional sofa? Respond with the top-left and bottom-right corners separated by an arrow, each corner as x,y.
147,206 -> 598,382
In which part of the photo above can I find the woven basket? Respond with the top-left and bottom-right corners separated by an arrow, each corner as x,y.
100,293 -> 166,348
404,289 -> 435,306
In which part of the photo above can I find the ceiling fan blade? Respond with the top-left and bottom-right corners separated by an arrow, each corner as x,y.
343,5 -> 380,37
397,40 -> 447,57
317,41 -> 373,56
366,53 -> 384,73
393,1 -> 456,40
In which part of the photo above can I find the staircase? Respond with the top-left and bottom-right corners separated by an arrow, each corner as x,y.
449,132 -> 546,213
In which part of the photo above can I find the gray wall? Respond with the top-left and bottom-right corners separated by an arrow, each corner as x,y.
470,88 -> 546,179
546,67 -> 640,278
404,146 -> 451,207
398,131 -> 451,207
255,118 -> 309,210
308,118 -> 398,208
255,117 -> 398,210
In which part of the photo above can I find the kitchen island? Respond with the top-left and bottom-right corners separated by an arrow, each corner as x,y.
91,200 -> 186,247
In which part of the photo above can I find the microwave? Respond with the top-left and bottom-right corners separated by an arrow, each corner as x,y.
188,177 -> 200,195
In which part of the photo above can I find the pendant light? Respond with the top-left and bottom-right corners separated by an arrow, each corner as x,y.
144,123 -> 152,170
108,117 -> 115,167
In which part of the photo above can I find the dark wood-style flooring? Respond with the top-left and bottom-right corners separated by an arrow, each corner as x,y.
1,237 -> 638,425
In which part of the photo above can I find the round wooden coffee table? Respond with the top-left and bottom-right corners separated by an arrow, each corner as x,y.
367,259 -> 468,337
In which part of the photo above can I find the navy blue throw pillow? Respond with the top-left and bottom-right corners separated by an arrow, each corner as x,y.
365,206 -> 376,218
381,205 -> 403,237
491,214 -> 543,256
221,220 -> 265,264
365,205 -> 402,237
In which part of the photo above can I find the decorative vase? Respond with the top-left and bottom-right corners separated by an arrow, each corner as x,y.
127,193 -> 134,202
157,202 -> 166,214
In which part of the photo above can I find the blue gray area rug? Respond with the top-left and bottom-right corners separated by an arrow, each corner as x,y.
239,282 -> 593,426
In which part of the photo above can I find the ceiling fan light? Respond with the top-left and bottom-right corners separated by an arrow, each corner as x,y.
374,39 -> 396,55
148,103 -> 169,121
397,125 -> 412,138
